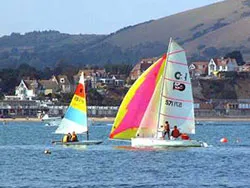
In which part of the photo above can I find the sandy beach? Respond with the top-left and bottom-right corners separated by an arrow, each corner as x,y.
0,117 -> 115,122
1,117 -> 250,122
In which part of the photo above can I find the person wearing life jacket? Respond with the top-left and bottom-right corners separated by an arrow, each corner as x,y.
71,131 -> 78,142
181,133 -> 190,140
62,133 -> 71,143
171,125 -> 181,139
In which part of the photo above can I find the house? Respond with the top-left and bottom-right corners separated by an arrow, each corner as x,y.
39,80 -> 59,95
15,79 -> 40,100
51,75 -> 72,93
239,62 -> 250,72
15,76 -> 67,100
74,69 -> 106,89
129,57 -> 158,80
98,75 -> 124,87
189,61 -> 209,78
83,69 -> 106,78
208,58 -> 238,76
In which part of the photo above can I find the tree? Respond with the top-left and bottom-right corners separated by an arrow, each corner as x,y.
225,51 -> 245,66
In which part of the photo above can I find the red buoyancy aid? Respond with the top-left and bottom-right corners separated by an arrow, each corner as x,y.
171,129 -> 180,138
181,133 -> 190,140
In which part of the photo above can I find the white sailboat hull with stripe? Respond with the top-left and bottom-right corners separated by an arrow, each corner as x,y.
131,138 -> 204,147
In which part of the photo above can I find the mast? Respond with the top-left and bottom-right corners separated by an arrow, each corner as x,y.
156,38 -> 172,137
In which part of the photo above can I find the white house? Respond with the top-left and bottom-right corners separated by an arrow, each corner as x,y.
99,76 -> 125,87
15,80 -> 37,100
208,58 -> 238,76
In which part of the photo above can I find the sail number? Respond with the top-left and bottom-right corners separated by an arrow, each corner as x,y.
175,72 -> 187,81
173,71 -> 187,92
73,96 -> 85,104
165,99 -> 182,108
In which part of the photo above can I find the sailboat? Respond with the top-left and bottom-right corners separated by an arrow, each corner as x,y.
52,72 -> 102,146
42,114 -> 62,126
109,38 -> 205,147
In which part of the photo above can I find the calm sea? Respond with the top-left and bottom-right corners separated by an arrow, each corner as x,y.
0,121 -> 250,188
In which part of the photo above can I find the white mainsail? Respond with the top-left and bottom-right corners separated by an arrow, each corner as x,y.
136,39 -> 195,139
158,39 -> 195,134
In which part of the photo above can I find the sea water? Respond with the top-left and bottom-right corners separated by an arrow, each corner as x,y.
0,121 -> 250,188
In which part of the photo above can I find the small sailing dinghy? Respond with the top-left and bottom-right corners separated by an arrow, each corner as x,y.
109,38 -> 205,147
52,72 -> 102,146
42,114 -> 61,126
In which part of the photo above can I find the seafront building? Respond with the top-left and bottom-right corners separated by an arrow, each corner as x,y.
1,98 -> 250,119
0,99 -> 119,118
1,56 -> 250,119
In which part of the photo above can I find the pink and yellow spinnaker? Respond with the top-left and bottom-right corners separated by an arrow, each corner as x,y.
109,55 -> 167,140
55,72 -> 88,134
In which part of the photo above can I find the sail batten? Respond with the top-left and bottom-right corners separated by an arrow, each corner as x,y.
168,60 -> 187,66
164,77 -> 191,85
160,113 -> 194,121
168,49 -> 185,55
162,95 -> 193,103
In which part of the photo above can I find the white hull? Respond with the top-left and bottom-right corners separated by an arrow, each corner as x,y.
42,114 -> 62,121
131,138 -> 204,147
52,140 -> 103,145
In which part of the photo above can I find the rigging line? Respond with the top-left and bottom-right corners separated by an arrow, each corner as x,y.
160,113 -> 194,121
162,95 -> 193,103
164,77 -> 191,85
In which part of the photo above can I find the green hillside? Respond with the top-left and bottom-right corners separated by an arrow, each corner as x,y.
0,31 -> 106,69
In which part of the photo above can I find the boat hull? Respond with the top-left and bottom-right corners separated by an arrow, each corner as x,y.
131,138 -> 204,147
52,140 -> 103,145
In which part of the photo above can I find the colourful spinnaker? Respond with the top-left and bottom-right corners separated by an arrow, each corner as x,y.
109,55 -> 166,139
55,72 -> 88,134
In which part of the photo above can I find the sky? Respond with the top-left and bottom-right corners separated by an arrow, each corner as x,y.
0,0 -> 223,36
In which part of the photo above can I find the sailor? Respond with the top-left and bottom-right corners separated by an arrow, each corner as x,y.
162,121 -> 170,140
62,133 -> 71,143
171,125 -> 181,139
71,131 -> 78,142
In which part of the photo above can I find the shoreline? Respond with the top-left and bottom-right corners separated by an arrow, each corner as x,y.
1,117 -> 250,122
196,117 -> 250,122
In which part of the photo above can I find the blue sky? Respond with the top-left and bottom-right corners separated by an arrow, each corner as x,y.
0,0 -> 223,36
